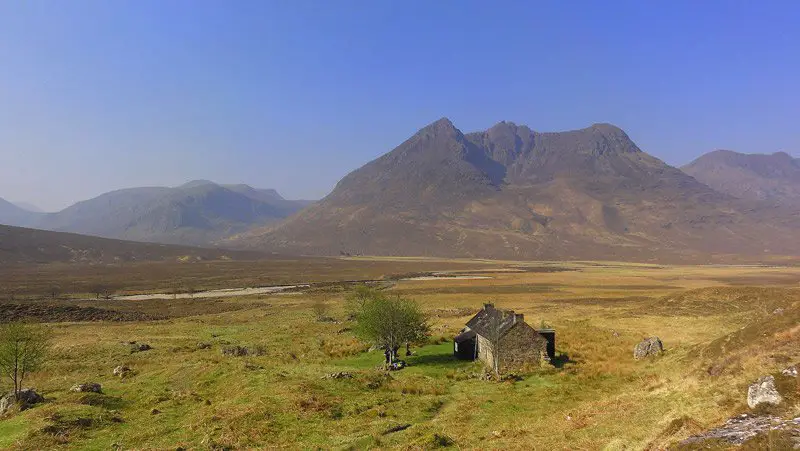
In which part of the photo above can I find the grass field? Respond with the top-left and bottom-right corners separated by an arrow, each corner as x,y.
1,258 -> 799,449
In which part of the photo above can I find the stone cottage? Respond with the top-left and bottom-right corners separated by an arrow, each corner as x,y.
454,304 -> 554,371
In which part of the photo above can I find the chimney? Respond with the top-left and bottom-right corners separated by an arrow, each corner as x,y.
516,313 -> 524,323
484,303 -> 494,311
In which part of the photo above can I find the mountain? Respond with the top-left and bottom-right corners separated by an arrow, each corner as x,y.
233,118 -> 800,262
0,197 -> 44,227
0,224 -> 265,265
11,201 -> 45,213
29,181 -> 312,246
682,150 -> 800,207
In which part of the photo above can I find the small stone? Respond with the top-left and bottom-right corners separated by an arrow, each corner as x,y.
196,342 -> 212,350
70,383 -> 102,393
781,365 -> 798,377
382,423 -> 411,435
221,345 -> 265,357
323,372 -> 354,379
113,366 -> 132,378
151,408 -> 161,415
130,343 -> 152,353
747,375 -> 783,409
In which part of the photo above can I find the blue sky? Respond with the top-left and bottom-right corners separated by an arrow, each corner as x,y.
1,1 -> 798,211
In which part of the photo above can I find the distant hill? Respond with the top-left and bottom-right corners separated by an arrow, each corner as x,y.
11,201 -> 45,213
24,181 -> 312,246
682,150 -> 800,207
0,197 -> 44,228
0,224 -> 265,265
234,118 -> 800,262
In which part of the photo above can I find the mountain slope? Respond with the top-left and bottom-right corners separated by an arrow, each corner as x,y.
0,197 -> 44,228
234,119 -> 800,262
682,150 -> 800,207
33,181 -> 311,246
0,224 -> 265,265
11,201 -> 45,213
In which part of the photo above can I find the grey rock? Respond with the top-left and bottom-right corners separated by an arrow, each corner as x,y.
323,372 -> 354,379
680,414 -> 799,446
633,337 -> 664,359
113,365 -> 132,377
0,389 -> 44,414
221,345 -> 265,357
747,375 -> 783,408
71,382 -> 102,393
130,343 -> 152,353
782,365 -> 798,378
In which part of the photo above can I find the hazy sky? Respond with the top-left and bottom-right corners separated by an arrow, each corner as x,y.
1,1 -> 798,211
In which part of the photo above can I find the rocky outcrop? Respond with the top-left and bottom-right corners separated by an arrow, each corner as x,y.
680,414 -> 800,447
0,389 -> 44,414
634,337 -> 664,359
747,375 -> 784,408
783,365 -> 798,378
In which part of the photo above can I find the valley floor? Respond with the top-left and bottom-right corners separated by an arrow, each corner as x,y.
1,259 -> 799,449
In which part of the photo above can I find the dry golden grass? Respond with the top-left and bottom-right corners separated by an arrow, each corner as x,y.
1,259 -> 799,449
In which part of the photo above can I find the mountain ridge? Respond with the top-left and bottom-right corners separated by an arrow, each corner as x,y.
232,119 -> 800,262
682,149 -> 800,207
0,181 -> 313,246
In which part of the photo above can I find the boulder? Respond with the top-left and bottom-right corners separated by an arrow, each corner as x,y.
71,383 -> 102,393
0,389 -> 44,414
113,365 -> 132,378
634,337 -> 664,359
782,365 -> 798,378
747,375 -> 783,409
130,343 -> 152,353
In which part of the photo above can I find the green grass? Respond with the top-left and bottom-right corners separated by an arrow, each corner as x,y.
1,261 -> 799,449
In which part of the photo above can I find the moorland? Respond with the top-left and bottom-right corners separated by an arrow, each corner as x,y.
1,257 -> 798,449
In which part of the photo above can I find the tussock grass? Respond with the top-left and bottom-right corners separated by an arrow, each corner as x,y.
1,260 -> 800,448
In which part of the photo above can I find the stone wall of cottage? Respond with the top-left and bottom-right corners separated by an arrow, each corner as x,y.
499,322 -> 547,372
475,322 -> 547,372
477,334 -> 493,366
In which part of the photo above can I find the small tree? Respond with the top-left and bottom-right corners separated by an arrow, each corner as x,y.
0,322 -> 50,399
351,288 -> 429,366
345,285 -> 376,320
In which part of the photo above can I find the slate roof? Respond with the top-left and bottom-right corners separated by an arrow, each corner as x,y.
465,303 -> 521,338
454,329 -> 476,343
